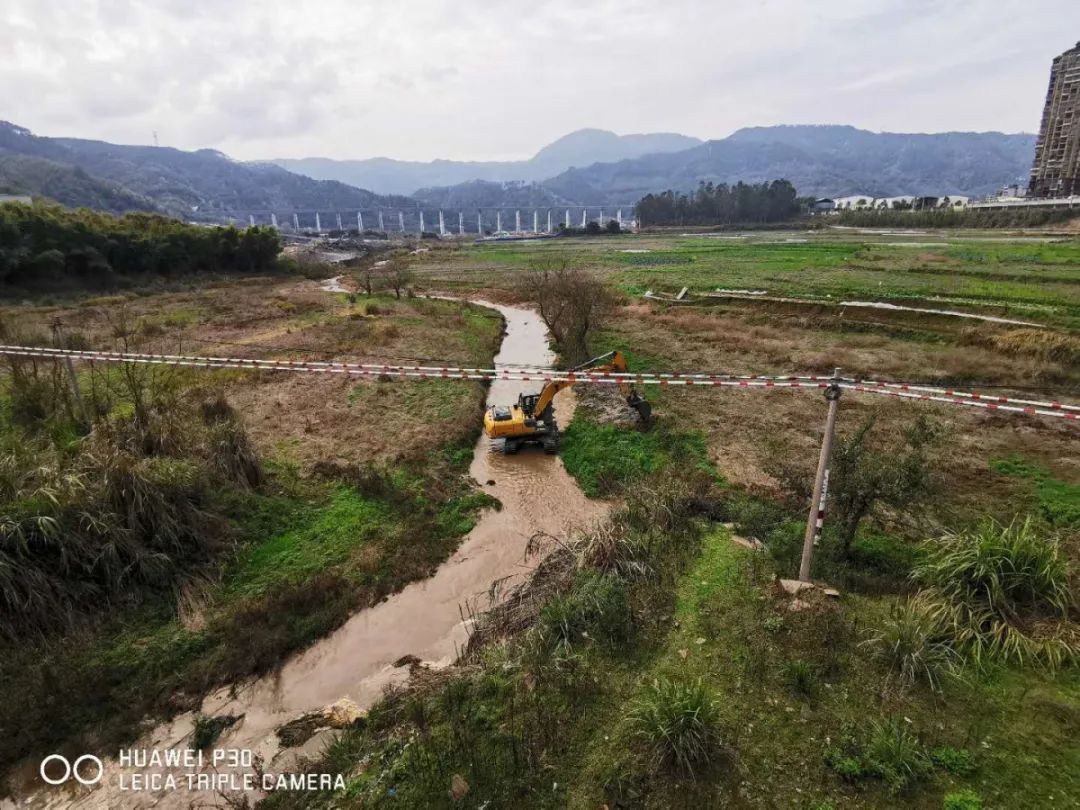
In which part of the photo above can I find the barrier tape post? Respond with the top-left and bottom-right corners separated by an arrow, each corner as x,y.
799,368 -> 842,583
50,321 -> 87,426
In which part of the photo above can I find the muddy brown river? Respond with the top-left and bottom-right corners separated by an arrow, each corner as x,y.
5,300 -> 604,809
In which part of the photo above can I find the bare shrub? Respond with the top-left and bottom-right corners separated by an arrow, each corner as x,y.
516,260 -> 614,364
384,258 -> 413,300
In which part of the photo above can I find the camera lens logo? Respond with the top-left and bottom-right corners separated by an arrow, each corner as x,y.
40,754 -> 104,786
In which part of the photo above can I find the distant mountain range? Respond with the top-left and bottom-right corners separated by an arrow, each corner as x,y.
0,121 -> 410,219
283,125 -> 1036,206
273,129 -> 703,196
540,126 -> 1036,203
0,122 -> 1037,219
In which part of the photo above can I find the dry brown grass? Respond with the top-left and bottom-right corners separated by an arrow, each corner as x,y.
606,302 -> 1079,521
0,277 -> 502,470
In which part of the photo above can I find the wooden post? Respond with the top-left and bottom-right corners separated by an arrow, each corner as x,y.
798,368 -> 842,582
51,321 -> 87,424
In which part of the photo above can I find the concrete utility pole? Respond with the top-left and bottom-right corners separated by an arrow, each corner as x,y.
438,210 -> 445,236
547,210 -> 552,233
293,213 -> 300,232
419,211 -> 425,233
270,213 -> 278,229
399,211 -> 405,232
798,368 -> 843,582
51,321 -> 87,424
459,211 -> 464,235
378,211 -> 385,231
315,213 -> 322,233
565,209 -> 570,229
336,213 -> 343,232
477,209 -> 483,235
357,211 -> 364,232
248,215 -> 255,228
533,210 -> 539,233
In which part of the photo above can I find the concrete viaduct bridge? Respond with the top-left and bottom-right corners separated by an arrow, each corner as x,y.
212,205 -> 640,235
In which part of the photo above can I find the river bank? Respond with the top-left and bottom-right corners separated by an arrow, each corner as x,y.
5,298 -> 604,809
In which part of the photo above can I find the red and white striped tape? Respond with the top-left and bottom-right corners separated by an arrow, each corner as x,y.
1,345 -> 1077,421
0,345 -> 839,384
0,345 -> 830,389
848,378 -> 1080,414
839,382 -> 1078,421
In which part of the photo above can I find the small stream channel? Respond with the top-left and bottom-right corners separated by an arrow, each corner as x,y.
7,300 -> 605,809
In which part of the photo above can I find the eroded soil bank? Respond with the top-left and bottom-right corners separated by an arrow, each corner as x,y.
7,300 -> 603,809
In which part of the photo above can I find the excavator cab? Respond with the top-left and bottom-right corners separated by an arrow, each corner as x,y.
482,350 -> 650,455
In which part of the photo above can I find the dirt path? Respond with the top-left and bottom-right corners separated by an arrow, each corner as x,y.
9,300 -> 605,809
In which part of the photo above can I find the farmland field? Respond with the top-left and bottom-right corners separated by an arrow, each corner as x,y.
2,225 -> 1079,809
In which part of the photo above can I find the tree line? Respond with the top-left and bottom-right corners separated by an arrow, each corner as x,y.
0,202 -> 282,293
635,180 -> 800,226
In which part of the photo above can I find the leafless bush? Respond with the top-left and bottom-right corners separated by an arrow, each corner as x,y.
516,260 -> 614,364
384,257 -> 414,299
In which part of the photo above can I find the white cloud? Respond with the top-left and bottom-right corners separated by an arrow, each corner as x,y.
2,0 -> 1077,160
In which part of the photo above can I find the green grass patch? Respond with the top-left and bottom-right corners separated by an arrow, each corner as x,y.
226,487 -> 390,599
990,456 -> 1080,529
561,414 -> 716,497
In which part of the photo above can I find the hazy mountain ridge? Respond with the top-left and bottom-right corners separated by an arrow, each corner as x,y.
412,180 -> 571,209
272,129 -> 704,196
0,153 -> 160,215
0,122 -> 1038,218
0,121 -> 410,218
541,126 -> 1037,203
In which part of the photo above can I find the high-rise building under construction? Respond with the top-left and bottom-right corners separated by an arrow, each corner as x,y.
1029,42 -> 1080,197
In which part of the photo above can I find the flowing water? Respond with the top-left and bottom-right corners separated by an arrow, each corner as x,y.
7,301 -> 605,809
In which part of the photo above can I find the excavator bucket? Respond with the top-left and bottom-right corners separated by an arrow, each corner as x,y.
628,393 -> 652,425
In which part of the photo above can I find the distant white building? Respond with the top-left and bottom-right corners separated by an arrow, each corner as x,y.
833,194 -> 876,209
878,196 -> 915,209
832,194 -> 968,210
936,195 -> 969,208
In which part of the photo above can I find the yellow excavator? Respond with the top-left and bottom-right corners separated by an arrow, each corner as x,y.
483,350 -> 651,454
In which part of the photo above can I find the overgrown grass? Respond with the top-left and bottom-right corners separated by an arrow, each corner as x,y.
629,677 -> 724,777
861,597 -> 960,692
914,518 -> 1078,669
827,717 -> 933,795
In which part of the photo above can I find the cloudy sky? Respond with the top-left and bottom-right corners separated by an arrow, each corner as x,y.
4,0 -> 1079,162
